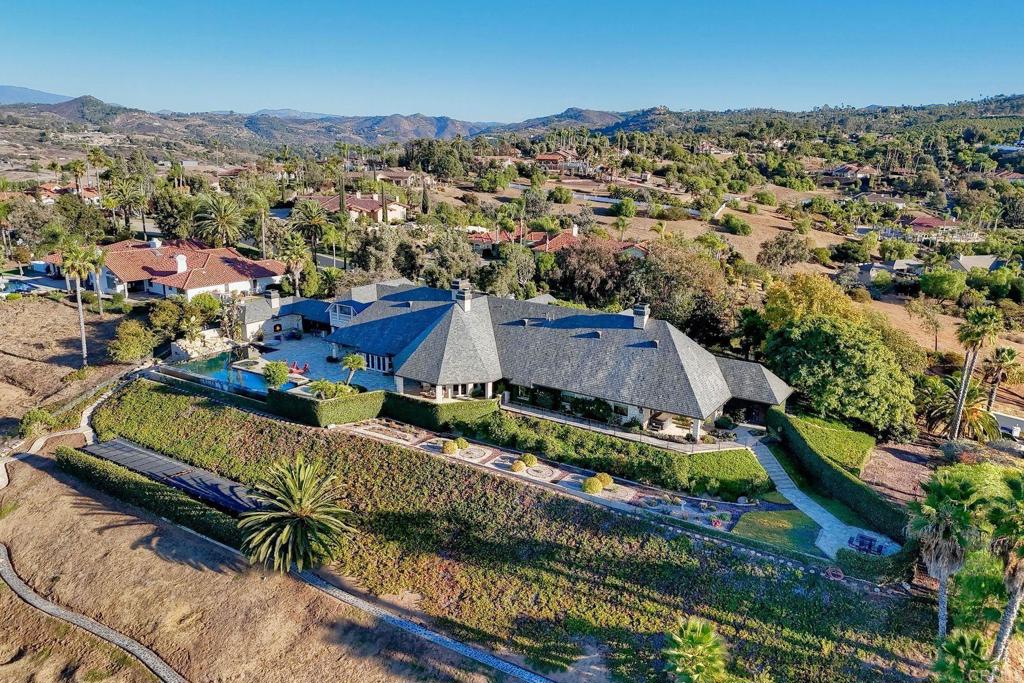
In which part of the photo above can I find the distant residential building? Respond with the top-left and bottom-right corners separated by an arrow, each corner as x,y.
373,168 -> 426,188
948,254 -> 1006,273
854,192 -> 906,209
534,149 -> 577,173
879,215 -> 982,244
308,191 -> 408,223
828,163 -> 878,179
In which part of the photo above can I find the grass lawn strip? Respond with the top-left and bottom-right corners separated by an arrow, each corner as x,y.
91,380 -> 935,681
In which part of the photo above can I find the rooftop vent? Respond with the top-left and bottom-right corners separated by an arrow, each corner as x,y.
650,339 -> 659,348
594,330 -> 603,339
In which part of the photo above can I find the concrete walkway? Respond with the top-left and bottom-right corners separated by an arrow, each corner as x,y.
736,429 -> 897,558
0,544 -> 187,683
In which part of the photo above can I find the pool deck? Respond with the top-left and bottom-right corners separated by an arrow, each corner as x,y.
258,336 -> 398,392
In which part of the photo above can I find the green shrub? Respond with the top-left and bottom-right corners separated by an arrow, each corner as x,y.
768,408 -> 906,541
521,452 -> 538,467
442,440 -> 458,455
582,476 -> 604,494
456,411 -> 770,500
267,388 -> 384,426
54,446 -> 242,548
109,320 -> 156,363
782,412 -> 875,474
382,393 -> 498,430
455,437 -> 469,450
19,407 -> 55,437
715,415 -> 737,430
720,213 -> 752,236
835,545 -> 916,583
595,472 -> 613,487
753,190 -> 778,206
263,361 -> 290,389
511,460 -> 527,473
5,292 -> 22,301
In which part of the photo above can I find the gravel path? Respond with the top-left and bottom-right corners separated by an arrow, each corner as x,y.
0,544 -> 187,682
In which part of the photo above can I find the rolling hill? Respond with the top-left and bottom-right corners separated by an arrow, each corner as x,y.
0,85 -> 73,105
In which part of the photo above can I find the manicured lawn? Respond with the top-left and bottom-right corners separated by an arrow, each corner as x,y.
768,443 -> 874,528
732,510 -> 826,558
92,380 -> 934,681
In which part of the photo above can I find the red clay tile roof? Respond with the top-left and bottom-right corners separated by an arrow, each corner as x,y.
308,194 -> 390,214
151,253 -> 285,289
531,232 -> 643,254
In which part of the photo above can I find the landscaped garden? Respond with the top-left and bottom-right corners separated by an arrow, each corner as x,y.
90,379 -> 936,681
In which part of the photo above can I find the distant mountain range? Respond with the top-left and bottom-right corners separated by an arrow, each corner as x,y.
0,85 -> 74,106
2,85 -> 1023,153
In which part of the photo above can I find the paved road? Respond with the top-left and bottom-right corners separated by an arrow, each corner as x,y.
737,429 -> 898,559
84,439 -> 259,513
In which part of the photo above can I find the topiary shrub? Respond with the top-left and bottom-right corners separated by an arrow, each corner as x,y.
454,437 -> 469,450
5,293 -> 22,301
19,407 -> 55,437
521,453 -> 538,467
595,472 -> 613,487
582,476 -> 604,494
511,460 -> 527,473
442,440 -> 458,455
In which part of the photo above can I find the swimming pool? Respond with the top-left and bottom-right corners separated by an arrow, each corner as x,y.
1,280 -> 37,294
176,352 -> 297,393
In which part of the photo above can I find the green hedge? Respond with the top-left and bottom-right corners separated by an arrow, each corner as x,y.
454,410 -> 771,500
382,393 -> 499,431
784,413 -> 876,474
54,446 -> 242,548
768,408 -> 906,541
151,371 -> 270,413
267,388 -> 385,426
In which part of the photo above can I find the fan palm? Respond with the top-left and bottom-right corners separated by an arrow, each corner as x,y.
87,245 -> 105,316
985,472 -> 1024,676
662,616 -> 727,683
66,159 -> 87,193
906,474 -> 981,640
982,346 -> 1018,411
243,190 -> 270,258
108,177 -> 145,235
307,379 -> 340,400
923,373 -> 1000,443
239,455 -> 355,572
194,194 -> 243,247
277,230 -> 308,292
933,630 -> 994,683
291,199 -> 328,256
342,353 -> 366,385
60,243 -> 93,367
951,306 -> 1003,440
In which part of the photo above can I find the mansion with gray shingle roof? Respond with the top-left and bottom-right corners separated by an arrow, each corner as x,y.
243,279 -> 791,438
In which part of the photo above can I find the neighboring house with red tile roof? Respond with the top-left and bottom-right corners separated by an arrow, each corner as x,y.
878,215 -> 982,244
530,227 -> 648,258
373,168 -> 426,187
307,191 -> 407,223
44,238 -> 285,300
534,149 -> 577,173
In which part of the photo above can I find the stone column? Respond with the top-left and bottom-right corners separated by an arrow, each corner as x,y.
691,419 -> 703,441
434,384 -> 443,401
485,381 -> 493,398
394,376 -> 404,394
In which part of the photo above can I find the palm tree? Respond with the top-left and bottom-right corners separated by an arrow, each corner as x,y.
108,177 -> 144,234
933,630 -> 994,683
985,472 -> 1024,676
983,347 -> 1018,411
238,455 -> 355,573
47,160 -> 61,182
923,373 -> 1000,443
951,306 -> 1003,440
614,216 -> 630,241
66,159 -> 87,194
278,231 -> 308,293
243,190 -> 270,258
906,474 -> 981,640
86,147 -> 108,190
307,379 -> 339,400
61,243 -> 93,367
662,616 -> 727,683
291,199 -> 328,257
341,353 -> 366,385
194,194 -> 243,247
87,245 -> 105,316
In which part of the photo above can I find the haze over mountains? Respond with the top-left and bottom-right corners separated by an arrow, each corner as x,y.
2,84 -> 1023,153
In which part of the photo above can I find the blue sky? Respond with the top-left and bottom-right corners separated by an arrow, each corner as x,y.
2,0 -> 1022,121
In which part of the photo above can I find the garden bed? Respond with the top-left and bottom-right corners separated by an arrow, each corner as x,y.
89,379 -> 935,681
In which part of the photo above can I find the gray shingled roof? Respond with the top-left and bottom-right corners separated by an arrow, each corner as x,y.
715,357 -> 793,406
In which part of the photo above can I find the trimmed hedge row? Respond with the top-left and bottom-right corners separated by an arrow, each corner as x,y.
454,410 -> 771,500
784,413 -> 876,474
767,408 -> 907,541
150,371 -> 270,413
268,388 -> 385,426
54,446 -> 243,548
382,393 -> 499,431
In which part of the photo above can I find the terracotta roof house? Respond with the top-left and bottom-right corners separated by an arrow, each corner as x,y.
535,150 -> 577,173
880,215 -> 982,244
530,228 -> 647,258
244,279 -> 791,434
308,191 -> 407,223
373,168 -> 426,187
44,238 -> 285,301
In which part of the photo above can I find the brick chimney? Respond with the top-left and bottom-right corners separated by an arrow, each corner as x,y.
174,253 -> 187,274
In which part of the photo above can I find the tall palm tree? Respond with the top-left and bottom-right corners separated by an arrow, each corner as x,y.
951,306 -> 1003,440
61,243 -> 93,367
663,616 -> 727,683
243,190 -> 270,258
933,630 -> 994,683
985,472 -> 1024,677
906,474 -> 981,640
66,159 -> 87,193
291,199 -> 328,257
194,194 -> 243,247
923,373 -> 1000,443
238,455 -> 355,572
983,346 -> 1018,411
87,245 -> 105,316
108,177 -> 144,234
86,147 -> 108,191
342,353 -> 366,385
278,230 -> 308,293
